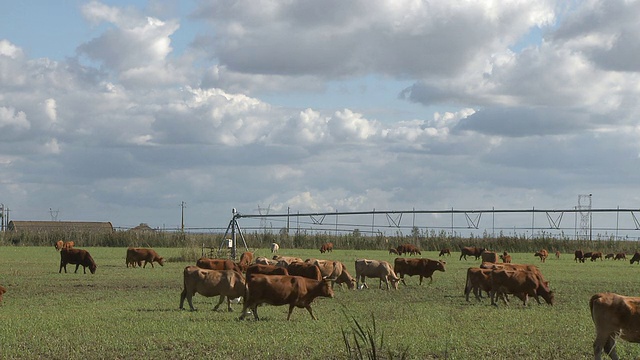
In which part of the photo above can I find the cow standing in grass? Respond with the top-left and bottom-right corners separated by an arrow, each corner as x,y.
179,266 -> 247,312
59,248 -> 97,274
590,292 -> 640,360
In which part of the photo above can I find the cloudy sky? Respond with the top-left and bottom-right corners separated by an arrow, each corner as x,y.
1,0 -> 639,232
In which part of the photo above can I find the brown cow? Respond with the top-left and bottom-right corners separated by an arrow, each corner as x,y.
534,249 -> 549,263
397,244 -> 421,256
481,251 -> 498,264
459,246 -> 486,261
555,250 -> 561,259
500,251 -> 512,264
196,258 -> 243,273
126,247 -> 164,268
319,242 -> 334,253
438,248 -> 451,257
584,252 -> 594,261
245,264 -> 289,278
590,292 -> 640,360
309,259 -> 356,290
614,252 -> 626,261
355,259 -> 399,290
591,252 -> 604,261
286,262 -> 322,281
490,267 -> 554,306
179,266 -> 247,312
605,253 -> 615,260
54,240 -> 64,251
464,267 -> 493,301
575,249 -> 586,263
273,256 -> 304,268
388,248 -> 399,255
630,252 -> 640,264
59,248 -> 97,274
393,258 -> 446,286
239,252 -> 254,266
0,285 -> 6,303
238,274 -> 334,320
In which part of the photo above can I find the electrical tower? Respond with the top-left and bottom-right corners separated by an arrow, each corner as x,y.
49,208 -> 59,221
255,204 -> 271,231
578,194 -> 592,240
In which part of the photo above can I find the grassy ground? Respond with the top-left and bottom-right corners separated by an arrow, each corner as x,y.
0,246 -> 638,359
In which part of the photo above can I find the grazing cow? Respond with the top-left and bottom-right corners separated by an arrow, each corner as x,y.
126,247 -> 164,268
481,251 -> 499,264
393,258 -> 445,286
245,264 -> 289,278
500,251 -> 512,264
238,274 -> 334,321
388,248 -> 399,255
575,250 -> 586,263
590,292 -> 640,360
615,253 -> 626,261
255,256 -> 277,266
591,252 -> 604,261
490,268 -> 554,306
54,240 -> 64,251
273,256 -> 304,268
59,248 -> 97,274
179,266 -> 247,312
555,250 -> 561,259
534,249 -> 549,263
270,243 -> 279,253
286,262 -> 322,281
584,252 -> 594,261
605,253 -> 615,260
196,258 -> 243,273
459,246 -> 486,261
237,252 -> 254,272
630,252 -> 640,264
438,248 -> 451,257
396,244 -> 421,256
354,259 -> 400,290
464,267 -> 493,301
319,242 -> 334,253
309,260 -> 356,290
0,285 -> 6,303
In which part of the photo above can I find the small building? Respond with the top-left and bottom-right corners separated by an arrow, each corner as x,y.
128,223 -> 156,232
7,221 -> 114,233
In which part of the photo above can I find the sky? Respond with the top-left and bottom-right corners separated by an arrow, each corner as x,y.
1,0 -> 640,233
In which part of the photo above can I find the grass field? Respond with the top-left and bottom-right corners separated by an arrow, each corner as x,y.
0,246 -> 638,359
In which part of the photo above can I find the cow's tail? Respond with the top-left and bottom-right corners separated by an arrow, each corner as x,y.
464,269 -> 471,297
589,293 -> 603,322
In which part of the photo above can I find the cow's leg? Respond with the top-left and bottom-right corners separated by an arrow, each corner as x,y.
213,295 -> 226,311
74,264 -> 80,273
400,275 -> 407,286
594,333 -> 618,360
304,305 -> 318,320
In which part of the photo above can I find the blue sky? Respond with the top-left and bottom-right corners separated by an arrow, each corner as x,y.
1,0 -> 640,236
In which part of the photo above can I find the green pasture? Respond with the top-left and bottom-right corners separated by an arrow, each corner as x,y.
1,246 -> 639,359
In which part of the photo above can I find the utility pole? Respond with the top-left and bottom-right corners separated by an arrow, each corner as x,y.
180,201 -> 186,231
0,203 -> 4,232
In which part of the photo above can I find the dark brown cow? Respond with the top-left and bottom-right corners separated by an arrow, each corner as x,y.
464,267 -> 492,301
179,266 -> 247,312
238,274 -> 334,320
246,264 -> 289,278
591,292 -> 640,360
575,249 -> 585,263
355,259 -> 400,290
286,262 -> 322,281
438,248 -> 451,257
59,248 -> 97,274
393,258 -> 446,286
309,259 -> 356,290
0,285 -> 6,303
584,252 -> 594,261
196,258 -> 243,273
388,248 -> 399,255
630,252 -> 640,264
591,252 -> 604,261
396,244 -> 421,256
615,252 -> 626,261
534,249 -> 549,263
126,247 -> 164,268
490,268 -> 554,306
459,246 -> 486,261
605,253 -> 615,260
319,242 -> 333,253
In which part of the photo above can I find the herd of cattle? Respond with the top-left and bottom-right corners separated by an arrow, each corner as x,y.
0,240 -> 636,358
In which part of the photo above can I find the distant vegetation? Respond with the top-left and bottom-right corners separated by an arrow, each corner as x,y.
1,226 -> 638,257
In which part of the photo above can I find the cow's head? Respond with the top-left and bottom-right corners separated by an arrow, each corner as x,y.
89,264 -> 97,274
157,257 -> 165,266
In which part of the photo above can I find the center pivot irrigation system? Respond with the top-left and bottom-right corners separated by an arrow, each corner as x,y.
216,204 -> 640,259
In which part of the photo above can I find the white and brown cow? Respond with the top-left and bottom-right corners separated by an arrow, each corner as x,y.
354,259 -> 399,290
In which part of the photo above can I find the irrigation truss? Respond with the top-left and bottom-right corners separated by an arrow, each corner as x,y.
231,207 -> 640,241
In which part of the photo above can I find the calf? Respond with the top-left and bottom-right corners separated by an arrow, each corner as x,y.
355,259 -> 399,290
239,274 -> 334,320
59,248 -> 97,274
126,247 -> 164,268
590,292 -> 640,360
179,266 -> 247,312
393,258 -> 446,285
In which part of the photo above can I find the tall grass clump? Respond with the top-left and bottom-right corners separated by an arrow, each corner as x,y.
342,312 -> 409,360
